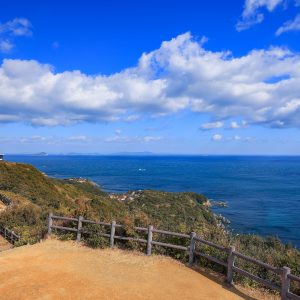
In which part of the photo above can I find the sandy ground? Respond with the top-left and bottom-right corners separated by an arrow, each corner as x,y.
0,239 -> 257,300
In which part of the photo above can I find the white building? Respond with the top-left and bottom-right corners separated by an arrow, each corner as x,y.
0,154 -> 3,161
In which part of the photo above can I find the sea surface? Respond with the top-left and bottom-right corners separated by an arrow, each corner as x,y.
6,155 -> 300,247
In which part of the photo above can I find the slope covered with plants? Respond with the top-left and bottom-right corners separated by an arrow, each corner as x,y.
0,161 -> 299,293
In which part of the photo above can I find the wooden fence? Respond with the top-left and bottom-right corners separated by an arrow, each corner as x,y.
0,193 -> 12,207
48,213 -> 300,300
0,193 -> 19,245
0,224 -> 20,244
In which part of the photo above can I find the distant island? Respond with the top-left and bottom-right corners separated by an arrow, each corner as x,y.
34,152 -> 48,156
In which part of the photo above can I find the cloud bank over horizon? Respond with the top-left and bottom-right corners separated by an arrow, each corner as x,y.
1,32 -> 300,129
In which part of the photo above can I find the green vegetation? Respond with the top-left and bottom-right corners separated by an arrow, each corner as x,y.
0,161 -> 299,293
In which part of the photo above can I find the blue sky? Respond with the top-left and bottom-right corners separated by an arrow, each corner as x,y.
1,0 -> 300,154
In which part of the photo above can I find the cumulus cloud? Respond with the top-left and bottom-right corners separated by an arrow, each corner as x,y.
104,129 -> 163,143
0,18 -> 32,53
236,0 -> 284,31
143,136 -> 163,143
1,33 -> 300,128
230,135 -> 254,142
276,14 -> 300,35
0,40 -> 14,53
230,122 -> 240,129
229,121 -> 247,129
104,134 -> 163,143
211,134 -> 223,141
19,136 -> 48,143
233,135 -> 241,141
211,134 -> 254,142
200,121 -> 223,130
66,135 -> 92,142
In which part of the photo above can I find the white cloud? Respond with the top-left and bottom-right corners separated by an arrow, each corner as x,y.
236,0 -> 284,31
0,40 -> 14,53
66,135 -> 91,142
200,121 -> 223,130
230,121 -> 240,129
233,135 -> 241,140
104,134 -> 163,143
211,134 -> 254,142
143,136 -> 163,143
105,130 -> 162,143
0,18 -> 32,36
276,14 -> 300,35
20,136 -> 48,143
228,135 -> 254,142
0,18 -> 32,53
18,135 -> 92,144
229,121 -> 247,129
1,33 -> 300,128
212,134 -> 223,141
123,115 -> 140,122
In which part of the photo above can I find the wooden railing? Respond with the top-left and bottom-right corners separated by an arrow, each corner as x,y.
48,213 -> 300,300
0,193 -> 13,207
0,225 -> 20,244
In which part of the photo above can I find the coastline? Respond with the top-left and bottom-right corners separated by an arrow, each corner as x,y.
4,154 -> 300,247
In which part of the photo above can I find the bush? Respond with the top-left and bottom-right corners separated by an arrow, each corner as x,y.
83,224 -> 109,248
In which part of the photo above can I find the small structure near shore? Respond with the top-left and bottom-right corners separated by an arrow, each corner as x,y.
0,154 -> 4,161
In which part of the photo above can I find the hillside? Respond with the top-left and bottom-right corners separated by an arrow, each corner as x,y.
0,161 -> 126,242
0,161 -> 219,244
0,239 -> 247,300
0,161 -> 299,294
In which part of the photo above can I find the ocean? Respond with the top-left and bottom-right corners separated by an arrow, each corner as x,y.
6,155 -> 300,248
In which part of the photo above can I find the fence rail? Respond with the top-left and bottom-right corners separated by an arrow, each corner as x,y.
0,193 -> 13,207
47,213 -> 300,300
0,224 -> 20,244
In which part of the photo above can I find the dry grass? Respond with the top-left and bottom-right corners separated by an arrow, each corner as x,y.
0,238 -> 253,300
0,236 -> 12,252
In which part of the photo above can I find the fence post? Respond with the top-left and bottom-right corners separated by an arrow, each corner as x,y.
281,266 -> 291,300
226,246 -> 235,285
147,225 -> 153,255
48,213 -> 53,235
188,232 -> 196,266
4,227 -> 7,238
76,216 -> 83,242
110,221 -> 116,247
10,231 -> 14,244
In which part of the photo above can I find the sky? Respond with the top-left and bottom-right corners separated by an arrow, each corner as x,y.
0,0 -> 300,155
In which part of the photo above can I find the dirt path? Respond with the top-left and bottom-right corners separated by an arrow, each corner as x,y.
0,239 -> 258,300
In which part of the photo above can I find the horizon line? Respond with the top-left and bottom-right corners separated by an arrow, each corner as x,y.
4,153 -> 300,157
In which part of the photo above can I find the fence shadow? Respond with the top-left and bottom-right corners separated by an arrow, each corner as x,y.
190,265 -> 258,300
